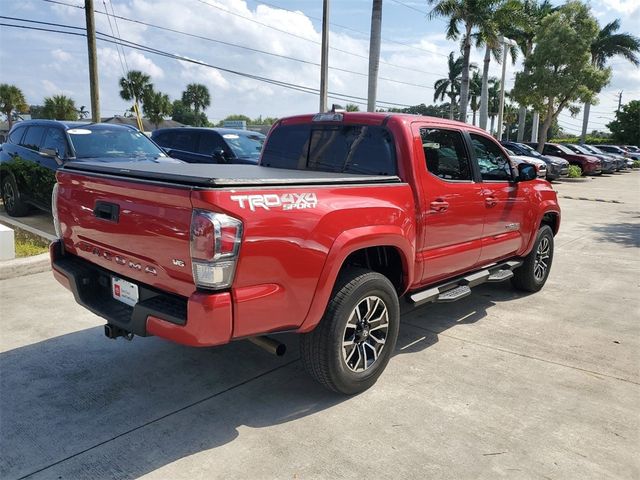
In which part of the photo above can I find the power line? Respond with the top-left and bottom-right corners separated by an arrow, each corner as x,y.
0,19 -> 416,109
388,0 -> 430,16
251,0 -> 449,59
39,0 -> 441,89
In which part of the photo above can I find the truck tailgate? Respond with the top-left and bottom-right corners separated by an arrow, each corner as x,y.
56,170 -> 195,298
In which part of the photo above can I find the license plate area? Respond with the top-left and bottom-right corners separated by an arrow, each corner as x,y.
111,276 -> 139,307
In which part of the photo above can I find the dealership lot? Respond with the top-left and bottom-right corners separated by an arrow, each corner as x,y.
1,172 -> 638,479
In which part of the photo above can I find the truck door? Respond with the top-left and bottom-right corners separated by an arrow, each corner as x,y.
468,133 -> 528,264
414,125 -> 486,286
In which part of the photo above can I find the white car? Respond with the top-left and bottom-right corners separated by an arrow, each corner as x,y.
508,153 -> 547,178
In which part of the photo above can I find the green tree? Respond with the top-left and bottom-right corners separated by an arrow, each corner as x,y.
0,84 -> 28,129
434,52 -> 464,120
42,95 -> 77,120
580,19 -> 640,141
512,1 -> 610,151
142,91 -> 172,130
345,103 -> 360,112
428,0 -> 495,122
607,100 -> 640,145
171,99 -> 207,126
182,83 -> 211,119
119,70 -> 153,114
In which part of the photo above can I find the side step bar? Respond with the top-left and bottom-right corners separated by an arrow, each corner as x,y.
409,260 -> 522,307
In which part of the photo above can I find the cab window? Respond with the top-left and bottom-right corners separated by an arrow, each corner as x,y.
8,125 -> 26,144
420,128 -> 472,181
470,134 -> 513,181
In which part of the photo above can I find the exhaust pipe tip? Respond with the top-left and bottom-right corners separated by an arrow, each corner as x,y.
248,336 -> 286,356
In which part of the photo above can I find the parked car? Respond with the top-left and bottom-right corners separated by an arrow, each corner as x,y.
501,146 -> 547,178
578,144 -> 626,170
152,127 -> 265,164
51,112 -> 560,394
617,146 -> 640,161
595,145 -> 639,165
527,142 -> 601,176
0,120 -> 180,217
501,141 -> 568,180
562,144 -> 616,173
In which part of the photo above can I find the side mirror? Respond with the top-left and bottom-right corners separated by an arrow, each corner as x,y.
40,148 -> 64,166
212,148 -> 227,163
517,163 -> 537,182
162,147 -> 174,157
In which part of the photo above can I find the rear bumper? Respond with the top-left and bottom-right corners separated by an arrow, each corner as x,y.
50,241 -> 233,347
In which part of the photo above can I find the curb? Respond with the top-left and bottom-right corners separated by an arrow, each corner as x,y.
556,177 -> 591,182
0,252 -> 51,280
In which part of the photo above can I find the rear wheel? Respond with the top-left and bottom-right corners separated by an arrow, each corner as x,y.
512,225 -> 554,292
300,268 -> 400,394
1,174 -> 29,217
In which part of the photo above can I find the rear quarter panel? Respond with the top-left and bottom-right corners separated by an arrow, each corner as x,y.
191,183 -> 416,338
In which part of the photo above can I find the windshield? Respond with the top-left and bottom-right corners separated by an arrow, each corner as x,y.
517,143 -> 543,157
222,132 -> 265,159
68,126 -> 166,159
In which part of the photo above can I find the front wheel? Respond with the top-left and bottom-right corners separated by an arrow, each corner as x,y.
512,225 -> 554,292
300,268 -> 400,395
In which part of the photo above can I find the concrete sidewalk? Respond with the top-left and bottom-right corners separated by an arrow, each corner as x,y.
1,172 -> 638,479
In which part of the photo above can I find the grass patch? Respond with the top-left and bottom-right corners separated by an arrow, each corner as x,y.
0,223 -> 50,258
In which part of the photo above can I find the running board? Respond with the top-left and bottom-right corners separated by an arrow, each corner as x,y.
409,260 -> 523,306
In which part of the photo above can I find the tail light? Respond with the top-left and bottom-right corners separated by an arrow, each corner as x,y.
51,183 -> 61,238
190,210 -> 243,290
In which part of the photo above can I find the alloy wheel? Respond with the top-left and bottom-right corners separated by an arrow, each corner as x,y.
342,296 -> 389,373
534,237 -> 550,282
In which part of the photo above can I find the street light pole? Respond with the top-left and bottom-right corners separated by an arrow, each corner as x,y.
319,0 -> 330,113
367,0 -> 383,112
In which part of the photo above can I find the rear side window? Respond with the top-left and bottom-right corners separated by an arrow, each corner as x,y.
262,124 -> 397,175
152,131 -> 171,147
420,128 -> 471,181
8,126 -> 26,144
42,127 -> 69,158
20,126 -> 46,151
470,133 -> 513,181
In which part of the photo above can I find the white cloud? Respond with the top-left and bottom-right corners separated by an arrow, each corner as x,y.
593,0 -> 640,15
51,49 -> 72,62
97,48 -> 164,80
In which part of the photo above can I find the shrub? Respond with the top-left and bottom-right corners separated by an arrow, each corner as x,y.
567,165 -> 582,178
632,160 -> 640,169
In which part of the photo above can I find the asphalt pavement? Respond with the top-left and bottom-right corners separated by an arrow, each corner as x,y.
1,171 -> 638,479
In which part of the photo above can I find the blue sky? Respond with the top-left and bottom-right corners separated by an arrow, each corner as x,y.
1,0 -> 638,135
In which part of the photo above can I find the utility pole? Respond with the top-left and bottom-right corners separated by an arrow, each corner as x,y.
319,0 -> 330,113
617,91 -> 623,113
367,0 -> 383,112
85,0 -> 100,122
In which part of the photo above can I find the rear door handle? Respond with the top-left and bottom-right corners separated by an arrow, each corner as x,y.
485,196 -> 498,207
430,199 -> 449,212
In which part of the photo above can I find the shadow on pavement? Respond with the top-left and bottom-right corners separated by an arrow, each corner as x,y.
1,282 -> 526,479
590,222 -> 640,248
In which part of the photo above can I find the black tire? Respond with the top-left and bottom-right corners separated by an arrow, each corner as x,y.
512,225 -> 554,292
1,174 -> 29,217
300,268 -> 400,395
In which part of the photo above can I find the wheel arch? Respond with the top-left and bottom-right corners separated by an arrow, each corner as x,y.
297,226 -> 415,333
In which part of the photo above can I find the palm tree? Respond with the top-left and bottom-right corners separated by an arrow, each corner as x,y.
345,103 -> 360,112
580,19 -> 640,142
0,84 -> 28,129
182,83 -> 211,116
119,70 -> 153,113
475,0 -> 523,131
503,102 -> 518,140
143,90 -> 172,130
42,95 -> 77,120
434,52 -> 464,120
469,69 -> 482,125
487,78 -> 501,135
428,0 -> 494,122
505,0 -> 556,140
77,105 -> 89,119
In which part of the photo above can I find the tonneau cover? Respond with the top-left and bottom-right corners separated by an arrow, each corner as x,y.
61,161 -> 401,187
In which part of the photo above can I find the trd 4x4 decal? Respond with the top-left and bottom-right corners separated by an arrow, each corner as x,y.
230,193 -> 318,211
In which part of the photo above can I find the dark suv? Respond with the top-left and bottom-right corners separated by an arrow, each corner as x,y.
152,127 -> 265,164
501,141 -> 569,180
0,120 -> 178,216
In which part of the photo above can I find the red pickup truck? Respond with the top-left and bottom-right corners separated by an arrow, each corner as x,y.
51,112 -> 560,394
